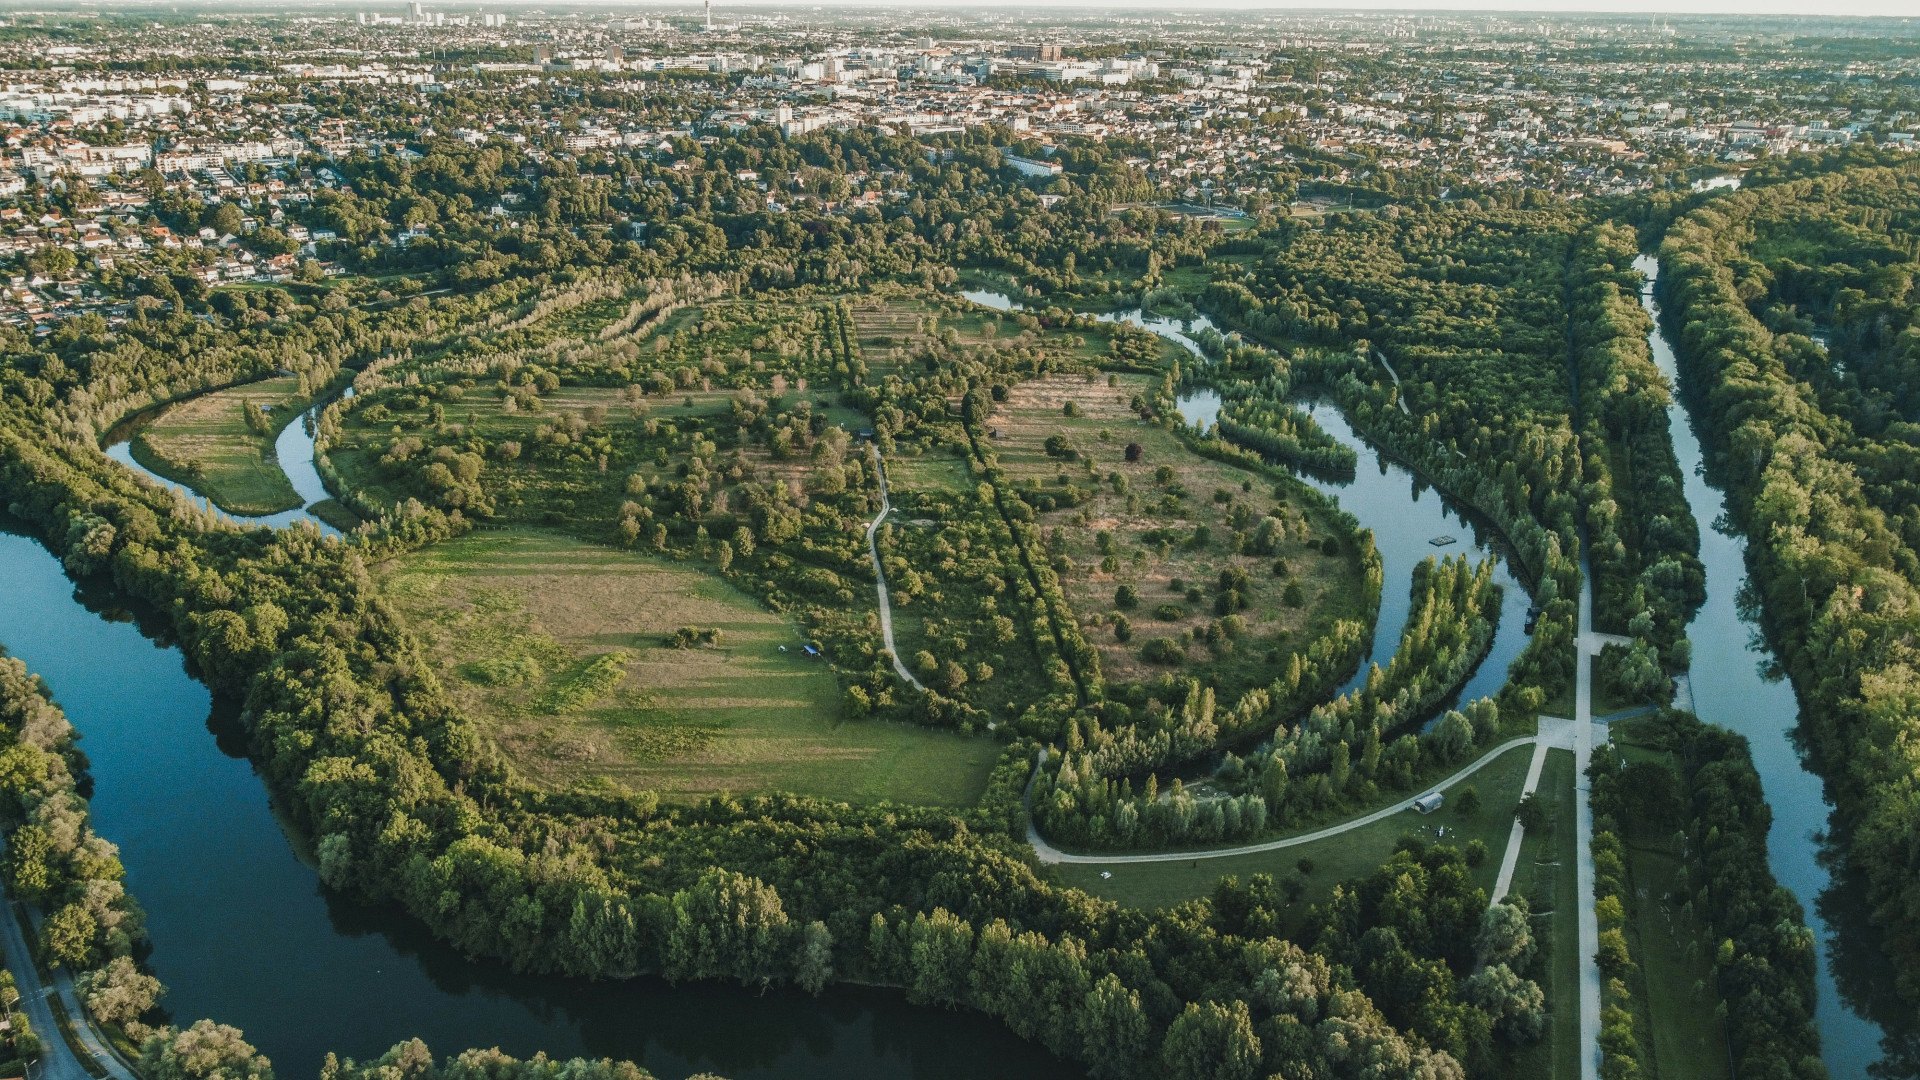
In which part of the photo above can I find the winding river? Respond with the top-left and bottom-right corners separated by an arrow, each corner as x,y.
0,420 -> 1077,1076
104,388 -> 351,536
1636,255 -> 1910,1078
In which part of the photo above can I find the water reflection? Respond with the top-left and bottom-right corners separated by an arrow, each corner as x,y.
1637,254 -> 1900,1077
0,516 -> 1077,1080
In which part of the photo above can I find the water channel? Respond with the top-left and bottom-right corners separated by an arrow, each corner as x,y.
0,405 -> 1078,1077
103,387 -> 352,536
1636,254 -> 1907,1079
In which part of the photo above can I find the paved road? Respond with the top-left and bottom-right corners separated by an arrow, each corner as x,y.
1575,563 -> 1602,1080
1026,735 -> 1539,866
863,445 -> 926,693
1374,350 -> 1413,416
0,897 -> 136,1080
1490,715 -> 1578,903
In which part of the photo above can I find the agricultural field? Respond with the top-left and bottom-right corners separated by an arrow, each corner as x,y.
375,528 -> 998,805
131,373 -> 311,514
1050,737 -> 1536,914
983,371 -> 1368,702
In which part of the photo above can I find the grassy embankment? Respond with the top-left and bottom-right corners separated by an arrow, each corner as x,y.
377,528 -> 998,806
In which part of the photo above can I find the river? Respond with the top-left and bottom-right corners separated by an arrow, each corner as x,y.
104,388 -> 351,536
0,450 -> 1076,1076
1636,254 -> 1908,1078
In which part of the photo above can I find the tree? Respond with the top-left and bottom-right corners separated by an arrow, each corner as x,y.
907,908 -> 973,1006
40,902 -> 97,969
1160,1000 -> 1261,1080
1453,784 -> 1482,818
76,955 -> 163,1025
209,202 -> 245,237
139,1020 -> 273,1080
662,869 -> 790,988
1475,900 -> 1535,968
1463,963 -> 1546,1044
794,921 -> 833,995
1516,792 -> 1548,831
1079,974 -> 1150,1080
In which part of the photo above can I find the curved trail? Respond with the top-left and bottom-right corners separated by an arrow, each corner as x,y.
1026,735 -> 1542,866
864,445 -> 926,693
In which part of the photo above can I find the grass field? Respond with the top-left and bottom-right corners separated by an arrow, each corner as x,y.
377,529 -> 998,806
1611,727 -> 1734,1080
1509,748 -> 1580,1080
986,372 -> 1369,700
132,374 -> 310,514
1049,738 -> 1535,916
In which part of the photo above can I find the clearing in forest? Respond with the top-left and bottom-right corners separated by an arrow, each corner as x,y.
986,373 -> 1370,700
377,529 -> 997,806
132,374 -> 310,514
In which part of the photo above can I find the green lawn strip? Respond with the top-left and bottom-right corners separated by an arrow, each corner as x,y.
1049,739 -> 1534,912
1608,842 -> 1665,1079
1627,844 -> 1733,1080
44,994 -> 108,1079
1508,749 -> 1579,1080
1610,732 -> 1734,1080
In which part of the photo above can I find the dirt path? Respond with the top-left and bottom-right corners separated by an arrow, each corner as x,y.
864,445 -> 926,693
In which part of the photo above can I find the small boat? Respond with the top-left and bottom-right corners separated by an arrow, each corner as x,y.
1428,535 -> 1458,547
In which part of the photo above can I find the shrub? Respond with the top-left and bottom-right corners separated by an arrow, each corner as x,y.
1142,638 -> 1185,665
1153,603 -> 1187,621
1454,784 -> 1482,817
1115,584 -> 1139,609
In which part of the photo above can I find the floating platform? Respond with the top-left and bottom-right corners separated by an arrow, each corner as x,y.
1429,535 -> 1458,547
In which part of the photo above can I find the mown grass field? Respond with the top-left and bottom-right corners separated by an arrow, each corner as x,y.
132,374 -> 309,514
377,529 -> 998,806
1611,726 -> 1733,1080
1049,738 -> 1535,916
988,372 -> 1369,700
1518,748 -> 1579,1080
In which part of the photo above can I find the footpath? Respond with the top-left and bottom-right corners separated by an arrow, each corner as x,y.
863,444 -> 926,693
0,892 -> 137,1080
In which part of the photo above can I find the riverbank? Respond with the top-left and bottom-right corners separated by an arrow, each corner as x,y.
1635,254 -> 1892,1075
0,518 -> 1077,1080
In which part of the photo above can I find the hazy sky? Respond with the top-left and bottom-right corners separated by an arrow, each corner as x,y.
720,0 -> 1915,16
